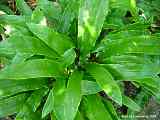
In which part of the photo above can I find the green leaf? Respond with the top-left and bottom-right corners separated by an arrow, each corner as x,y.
0,40 -> 15,58
31,8 -> 45,24
0,59 -> 63,79
11,52 -> 33,64
0,15 -> 28,26
7,35 -> 59,59
42,89 -> 54,118
0,4 -> 14,15
83,95 -> 112,120
122,95 -> 141,112
58,0 -> 81,33
103,63 -> 159,80
86,63 -> 122,105
81,80 -> 101,95
15,0 -> 32,16
101,35 -> 160,56
0,93 -> 27,117
103,100 -> 120,120
78,0 -> 109,57
27,23 -> 74,55
37,0 -> 61,22
54,70 -> 83,120
59,48 -> 76,68
16,88 -> 48,120
75,111 -> 84,120
102,55 -> 148,64
0,78 -> 47,99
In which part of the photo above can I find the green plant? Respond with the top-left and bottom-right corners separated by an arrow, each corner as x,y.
0,0 -> 160,120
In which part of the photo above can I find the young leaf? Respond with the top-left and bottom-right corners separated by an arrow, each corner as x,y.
78,0 -> 109,57
83,95 -> 112,120
59,48 -> 76,68
86,63 -> 122,105
54,70 -> 83,120
0,59 -> 63,79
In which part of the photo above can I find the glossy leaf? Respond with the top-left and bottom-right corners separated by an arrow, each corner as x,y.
7,35 -> 59,59
27,23 -> 74,55
103,63 -> 159,80
59,48 -> 76,68
0,40 -> 15,58
11,52 -> 33,64
31,8 -> 46,24
103,100 -> 120,120
75,111 -> 84,120
83,95 -> 112,120
58,0 -> 80,33
42,89 -> 54,118
0,94 -> 27,117
0,59 -> 63,79
54,71 -> 83,120
37,0 -> 61,23
0,78 -> 47,99
122,95 -> 141,112
86,63 -> 122,105
101,35 -> 160,56
16,88 -> 48,120
81,80 -> 101,95
15,0 -> 32,16
0,4 -> 14,15
0,15 -> 28,26
78,0 -> 109,57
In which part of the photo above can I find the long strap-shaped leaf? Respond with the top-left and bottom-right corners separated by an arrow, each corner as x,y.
86,63 -> 122,105
0,93 -> 27,117
42,89 -> 54,118
0,15 -> 27,26
53,70 -> 83,120
7,35 -> 59,59
103,63 -> 159,80
82,80 -> 141,112
15,0 -> 32,16
102,35 -> 160,56
27,23 -> 74,55
82,95 -> 112,120
78,0 -> 109,57
0,78 -> 47,99
0,59 -> 63,79
81,80 -> 101,95
16,88 -> 48,120
37,0 -> 61,23
58,0 -> 81,33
